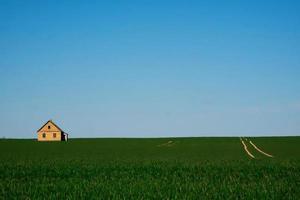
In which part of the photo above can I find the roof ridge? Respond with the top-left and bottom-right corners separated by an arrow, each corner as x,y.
37,120 -> 64,132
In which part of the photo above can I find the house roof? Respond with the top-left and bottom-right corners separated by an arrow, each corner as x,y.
37,120 -> 64,132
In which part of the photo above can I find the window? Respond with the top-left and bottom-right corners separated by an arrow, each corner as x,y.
42,133 -> 46,138
53,133 -> 56,138
48,126 -> 51,129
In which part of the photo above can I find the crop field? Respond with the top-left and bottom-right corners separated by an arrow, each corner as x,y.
0,137 -> 300,199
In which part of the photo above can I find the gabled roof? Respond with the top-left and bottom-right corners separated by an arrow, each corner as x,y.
37,120 -> 64,132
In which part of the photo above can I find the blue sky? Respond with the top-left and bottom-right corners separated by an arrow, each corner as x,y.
1,0 -> 300,138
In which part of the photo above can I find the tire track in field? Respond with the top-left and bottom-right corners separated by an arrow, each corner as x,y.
249,140 -> 274,158
240,138 -> 255,159
157,140 -> 175,147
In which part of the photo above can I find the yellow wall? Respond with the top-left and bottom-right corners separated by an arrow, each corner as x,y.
37,121 -> 62,141
39,121 -> 61,132
38,131 -> 62,141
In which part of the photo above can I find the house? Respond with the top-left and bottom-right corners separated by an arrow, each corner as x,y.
37,120 -> 68,141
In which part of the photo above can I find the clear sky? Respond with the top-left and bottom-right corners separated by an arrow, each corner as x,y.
1,0 -> 300,138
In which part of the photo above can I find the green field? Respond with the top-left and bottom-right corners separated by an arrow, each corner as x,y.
1,137 -> 300,199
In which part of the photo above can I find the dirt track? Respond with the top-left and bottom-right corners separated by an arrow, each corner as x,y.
240,138 -> 255,158
249,140 -> 274,157
240,138 -> 274,159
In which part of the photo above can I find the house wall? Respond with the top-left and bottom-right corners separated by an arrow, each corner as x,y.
39,121 -> 61,132
37,121 -> 62,141
38,131 -> 62,141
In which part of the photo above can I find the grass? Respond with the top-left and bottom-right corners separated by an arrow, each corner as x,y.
0,137 -> 300,199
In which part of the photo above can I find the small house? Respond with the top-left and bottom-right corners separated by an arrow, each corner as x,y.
37,120 -> 68,141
